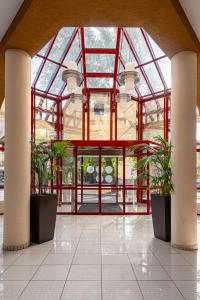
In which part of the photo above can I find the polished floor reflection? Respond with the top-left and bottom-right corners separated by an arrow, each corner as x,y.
0,215 -> 199,299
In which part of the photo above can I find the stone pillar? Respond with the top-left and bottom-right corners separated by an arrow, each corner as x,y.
171,51 -> 197,250
3,49 -> 31,250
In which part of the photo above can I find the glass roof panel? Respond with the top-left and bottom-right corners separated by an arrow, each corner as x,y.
35,61 -> 57,91
63,34 -> 81,66
48,27 -> 76,62
135,72 -> 151,96
31,56 -> 43,84
38,40 -> 51,56
49,67 -> 66,95
125,28 -> 152,63
147,33 -> 165,58
143,63 -> 164,92
84,27 -> 116,48
87,78 -> 113,88
86,54 -> 115,73
157,57 -> 171,89
120,35 -> 137,65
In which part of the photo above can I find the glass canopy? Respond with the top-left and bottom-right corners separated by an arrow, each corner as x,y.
31,27 -> 171,98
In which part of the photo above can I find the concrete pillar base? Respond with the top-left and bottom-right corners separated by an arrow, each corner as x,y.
171,242 -> 198,251
3,242 -> 30,251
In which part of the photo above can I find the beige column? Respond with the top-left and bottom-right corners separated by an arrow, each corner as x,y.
3,49 -> 31,250
171,51 -> 197,250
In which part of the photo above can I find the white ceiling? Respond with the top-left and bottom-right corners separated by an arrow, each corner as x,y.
0,0 -> 24,41
0,0 -> 199,43
179,0 -> 200,41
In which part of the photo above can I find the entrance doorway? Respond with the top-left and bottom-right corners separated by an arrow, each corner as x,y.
57,141 -> 151,215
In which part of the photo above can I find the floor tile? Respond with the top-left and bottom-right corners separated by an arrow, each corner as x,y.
129,253 -> 160,266
0,265 -> 38,280
61,281 -> 101,300
101,243 -> 127,254
50,241 -> 76,253
139,280 -> 184,299
13,253 -> 46,265
68,265 -> 101,280
0,281 -> 28,300
102,264 -> 136,280
163,265 -> 200,280
19,281 -> 65,300
134,265 -> 170,280
42,253 -> 73,265
102,280 -> 143,300
73,253 -> 101,265
181,253 -> 200,266
174,280 -> 200,300
155,253 -> 190,266
32,264 -> 70,280
0,253 -> 21,265
102,253 -> 130,264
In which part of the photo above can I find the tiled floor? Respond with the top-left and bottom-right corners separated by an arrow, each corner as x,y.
0,215 -> 199,299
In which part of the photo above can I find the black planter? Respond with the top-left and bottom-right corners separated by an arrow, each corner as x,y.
151,194 -> 171,242
30,194 -> 57,244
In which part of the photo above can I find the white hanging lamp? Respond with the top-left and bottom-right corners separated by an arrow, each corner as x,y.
62,61 -> 83,92
118,62 -> 139,94
117,61 -> 139,113
70,86 -> 87,112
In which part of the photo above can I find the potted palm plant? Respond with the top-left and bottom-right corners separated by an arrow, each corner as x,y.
129,136 -> 173,241
31,140 -> 71,244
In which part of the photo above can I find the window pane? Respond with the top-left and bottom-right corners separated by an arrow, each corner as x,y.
117,100 -> 137,140
49,67 -> 66,95
38,40 -> 51,56
126,28 -> 152,63
87,78 -> 113,88
62,99 -> 82,140
157,57 -> 171,88
135,72 -> 151,96
36,61 -> 57,91
86,54 -> 115,73
84,27 -> 116,48
90,93 -> 110,140
63,34 -> 81,66
48,27 -> 76,62
120,35 -> 137,65
31,56 -> 43,85
147,33 -> 165,58
143,63 -> 164,92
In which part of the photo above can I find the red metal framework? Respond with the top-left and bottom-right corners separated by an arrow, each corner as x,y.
31,26 -> 172,214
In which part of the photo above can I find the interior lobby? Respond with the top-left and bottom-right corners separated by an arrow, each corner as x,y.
0,0 -> 200,299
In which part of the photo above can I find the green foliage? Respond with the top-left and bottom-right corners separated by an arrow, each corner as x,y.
129,135 -> 173,195
31,141 -> 71,194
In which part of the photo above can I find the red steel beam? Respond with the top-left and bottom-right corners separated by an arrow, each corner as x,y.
85,48 -> 116,54
86,72 -> 114,78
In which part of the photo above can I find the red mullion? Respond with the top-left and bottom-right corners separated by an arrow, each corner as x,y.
135,55 -> 167,69
87,92 -> 90,140
85,48 -> 116,54
74,147 -> 78,214
57,98 -> 62,140
45,28 -> 79,96
33,34 -> 58,88
80,28 -> 87,93
140,28 -> 167,90
123,147 -> 126,214
86,73 -> 114,78
110,93 -> 113,140
122,29 -> 155,96
142,91 -> 171,102
164,95 -> 169,141
99,146 -> 102,213
88,88 -> 114,93
33,90 -> 58,101
36,54 -> 67,68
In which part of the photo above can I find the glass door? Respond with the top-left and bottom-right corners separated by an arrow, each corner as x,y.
77,147 -> 100,213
